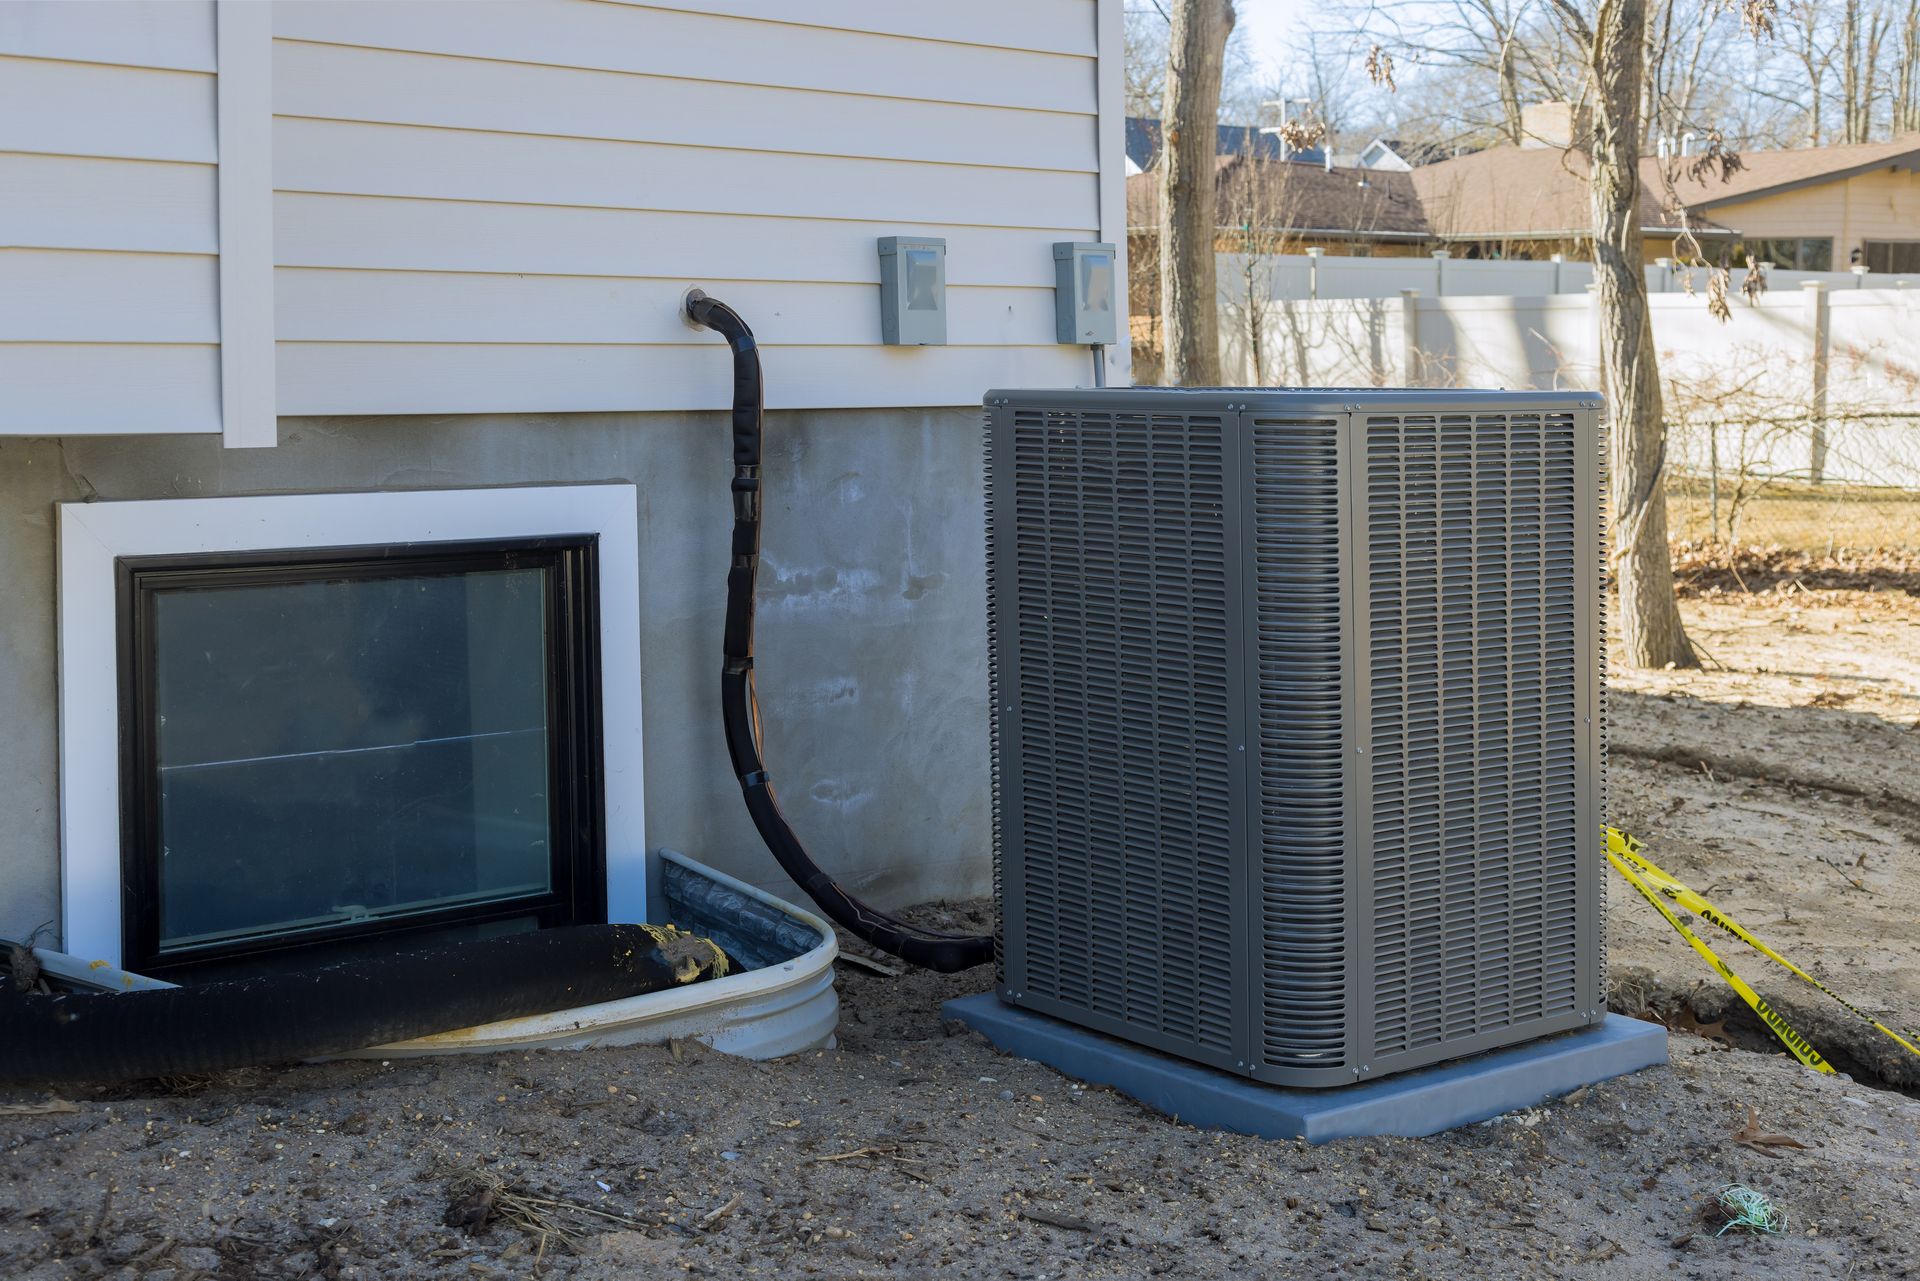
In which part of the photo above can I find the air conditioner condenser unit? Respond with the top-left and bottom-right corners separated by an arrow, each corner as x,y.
984,387 -> 1606,1087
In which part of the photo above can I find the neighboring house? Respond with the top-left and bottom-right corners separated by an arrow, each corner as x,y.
1406,144 -> 1735,260
1126,156 -> 1430,263
1125,115 -> 1328,170
1128,116 -> 1920,268
1342,137 -> 1431,172
0,0 -> 1128,971
1411,132 -> 1920,266
1657,135 -> 1920,272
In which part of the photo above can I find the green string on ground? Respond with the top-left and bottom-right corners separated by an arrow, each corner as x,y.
1716,1185 -> 1784,1236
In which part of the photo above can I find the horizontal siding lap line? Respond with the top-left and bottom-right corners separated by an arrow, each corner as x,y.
268,3 -> 1091,115
0,340 -> 216,348
271,37 -> 1095,120
2,244 -> 213,259
275,340 -> 1068,349
0,51 -> 210,75
274,341 -> 1092,414
2,246 -> 216,260
268,113 -> 1097,178
596,0 -> 1098,59
274,264 -> 1058,289
0,148 -> 213,170
269,118 -> 1098,229
270,188 -> 1098,237
0,51 -> 213,76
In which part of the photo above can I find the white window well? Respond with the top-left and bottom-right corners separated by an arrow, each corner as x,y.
57,485 -> 644,976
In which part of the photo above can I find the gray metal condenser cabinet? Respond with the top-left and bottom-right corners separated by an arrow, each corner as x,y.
983,388 -> 1606,1087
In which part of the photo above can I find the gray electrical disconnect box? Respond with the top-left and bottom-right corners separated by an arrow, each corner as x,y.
1052,242 -> 1118,345
877,236 -> 947,345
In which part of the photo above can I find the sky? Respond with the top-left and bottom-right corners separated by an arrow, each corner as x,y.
1234,0 -> 1319,83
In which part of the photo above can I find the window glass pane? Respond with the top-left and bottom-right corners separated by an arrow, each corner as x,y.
1799,238 -> 1832,272
150,566 -> 553,951
1865,240 -> 1920,274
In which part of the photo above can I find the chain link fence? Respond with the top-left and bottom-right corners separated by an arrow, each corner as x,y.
1666,414 -> 1920,555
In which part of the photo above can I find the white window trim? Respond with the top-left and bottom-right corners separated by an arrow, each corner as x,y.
56,484 -> 645,966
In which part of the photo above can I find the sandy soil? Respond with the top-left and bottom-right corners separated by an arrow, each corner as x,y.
1608,582 -> 1920,1088
3,960 -> 1918,1280
3,584 -> 1919,1279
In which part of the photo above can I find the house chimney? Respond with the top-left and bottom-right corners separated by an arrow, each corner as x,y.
1520,101 -> 1591,151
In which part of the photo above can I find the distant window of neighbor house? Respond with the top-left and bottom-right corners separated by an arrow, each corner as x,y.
1863,241 -> 1920,274
58,486 -> 644,979
1738,237 -> 1833,271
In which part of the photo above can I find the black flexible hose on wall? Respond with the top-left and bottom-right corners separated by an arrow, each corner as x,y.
685,290 -> 992,972
0,925 -> 728,1082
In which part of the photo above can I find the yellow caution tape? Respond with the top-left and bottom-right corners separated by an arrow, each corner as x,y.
1605,826 -> 1920,1070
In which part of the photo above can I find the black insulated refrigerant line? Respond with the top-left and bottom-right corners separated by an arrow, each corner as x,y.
684,289 -> 991,973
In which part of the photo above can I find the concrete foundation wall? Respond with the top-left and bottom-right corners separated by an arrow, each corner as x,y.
0,409 -> 991,946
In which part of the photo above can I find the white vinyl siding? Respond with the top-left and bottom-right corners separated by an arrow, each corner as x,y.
0,2 -> 221,436
267,0 -> 1111,416
3,0 -> 1123,437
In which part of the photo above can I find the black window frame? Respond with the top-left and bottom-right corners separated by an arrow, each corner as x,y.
116,535 -> 606,980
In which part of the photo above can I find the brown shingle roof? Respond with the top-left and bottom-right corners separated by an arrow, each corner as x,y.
1408,146 -> 1728,239
1658,133 -> 1920,208
1126,154 -> 1429,239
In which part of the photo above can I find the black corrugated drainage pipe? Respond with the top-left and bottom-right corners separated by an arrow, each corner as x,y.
0,924 -> 727,1083
684,289 -> 992,973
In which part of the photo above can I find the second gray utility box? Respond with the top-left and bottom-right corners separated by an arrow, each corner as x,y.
1052,241 -> 1119,345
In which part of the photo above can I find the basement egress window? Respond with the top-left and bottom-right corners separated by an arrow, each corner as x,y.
57,486 -> 646,980
120,541 -> 602,976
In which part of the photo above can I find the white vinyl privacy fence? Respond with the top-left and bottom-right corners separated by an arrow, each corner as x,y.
1218,250 -> 1920,303
1222,284 -> 1920,492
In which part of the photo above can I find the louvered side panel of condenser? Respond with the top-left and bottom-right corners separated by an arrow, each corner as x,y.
1361,410 -> 1597,1076
1244,416 -> 1355,1083
992,404 -> 1242,1069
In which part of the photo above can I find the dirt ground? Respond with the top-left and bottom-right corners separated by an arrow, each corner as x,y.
1608,562 -> 1920,1089
4,567 -> 1920,1279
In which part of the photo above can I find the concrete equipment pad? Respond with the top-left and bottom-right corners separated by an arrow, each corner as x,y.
943,993 -> 1669,1144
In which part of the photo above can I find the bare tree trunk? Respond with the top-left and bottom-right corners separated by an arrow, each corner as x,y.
1899,0 -> 1920,132
1159,0 -> 1234,385
1589,0 -> 1697,668
1497,32 -> 1526,143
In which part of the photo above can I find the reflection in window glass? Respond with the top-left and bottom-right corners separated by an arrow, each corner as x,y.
1738,237 -> 1832,271
150,568 -> 553,951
